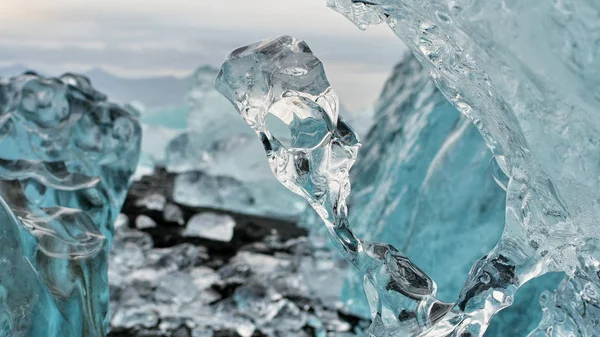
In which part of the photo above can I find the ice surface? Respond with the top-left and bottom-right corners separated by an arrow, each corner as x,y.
216,23 -> 600,337
0,72 -> 141,336
327,1 -> 600,335
216,35 -> 433,336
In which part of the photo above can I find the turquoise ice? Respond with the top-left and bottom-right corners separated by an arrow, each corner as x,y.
216,19 -> 600,335
0,72 -> 141,336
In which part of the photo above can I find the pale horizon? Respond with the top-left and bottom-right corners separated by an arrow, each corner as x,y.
0,0 -> 407,110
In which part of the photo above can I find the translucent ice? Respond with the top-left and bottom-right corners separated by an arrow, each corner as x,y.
0,72 -> 141,336
327,52 -> 505,316
216,23 -> 600,336
216,36 -> 433,336
327,0 -> 600,335
163,66 -> 307,220
332,52 -> 562,336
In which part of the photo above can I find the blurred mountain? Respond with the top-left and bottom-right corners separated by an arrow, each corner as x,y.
0,64 -> 192,110
84,68 -> 191,109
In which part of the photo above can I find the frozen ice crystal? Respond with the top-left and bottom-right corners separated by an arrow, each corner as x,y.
215,21 -> 600,336
0,72 -> 141,336
326,0 -> 600,335
163,66 -> 307,220
216,35 -> 436,336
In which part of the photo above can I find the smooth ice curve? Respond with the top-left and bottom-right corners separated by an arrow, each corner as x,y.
215,26 -> 600,337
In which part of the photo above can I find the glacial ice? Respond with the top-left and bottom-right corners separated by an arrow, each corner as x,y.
332,51 -> 564,336
321,51 -> 505,317
215,17 -> 600,336
327,0 -> 600,335
0,72 -> 141,336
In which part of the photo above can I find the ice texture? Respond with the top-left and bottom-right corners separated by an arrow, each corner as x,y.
329,52 -> 504,313
334,52 -> 564,336
215,25 -> 600,337
164,66 -> 307,220
0,72 -> 141,336
215,36 -> 436,336
136,123 -> 182,179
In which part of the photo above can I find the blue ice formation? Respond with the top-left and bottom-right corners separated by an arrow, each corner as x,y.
216,21 -> 600,336
336,52 -> 563,336
0,72 -> 141,336
340,52 -> 505,311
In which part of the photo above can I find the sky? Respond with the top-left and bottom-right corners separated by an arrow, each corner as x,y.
0,0 -> 407,110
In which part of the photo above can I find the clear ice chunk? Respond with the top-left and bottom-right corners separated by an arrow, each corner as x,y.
108,212 -> 359,336
184,212 -> 236,242
163,66 -> 307,220
0,71 -> 141,336
215,25 -> 600,336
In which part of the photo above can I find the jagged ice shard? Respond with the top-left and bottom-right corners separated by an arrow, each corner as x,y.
0,72 -> 141,336
216,18 -> 599,337
162,66 -> 308,220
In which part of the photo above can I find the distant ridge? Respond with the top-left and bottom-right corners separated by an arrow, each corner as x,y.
81,68 -> 192,109
0,64 -> 193,110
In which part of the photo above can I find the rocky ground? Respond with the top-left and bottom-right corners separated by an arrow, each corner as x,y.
108,169 -> 368,337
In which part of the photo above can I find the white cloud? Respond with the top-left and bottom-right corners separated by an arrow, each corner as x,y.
0,0 -> 407,109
